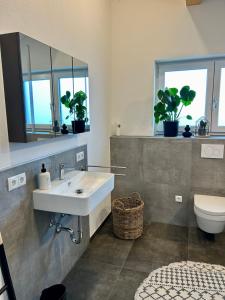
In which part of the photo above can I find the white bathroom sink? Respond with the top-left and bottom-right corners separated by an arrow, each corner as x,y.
33,171 -> 114,216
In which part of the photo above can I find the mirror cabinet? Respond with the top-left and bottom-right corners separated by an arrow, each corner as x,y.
0,32 -> 90,143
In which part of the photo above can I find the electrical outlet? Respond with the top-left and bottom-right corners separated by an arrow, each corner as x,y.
8,173 -> 26,191
175,195 -> 182,203
8,175 -> 19,191
17,173 -> 26,187
76,151 -> 84,162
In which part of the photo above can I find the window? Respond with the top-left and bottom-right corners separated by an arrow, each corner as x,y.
32,80 -> 52,125
155,58 -> 225,134
218,68 -> 225,126
24,79 -> 52,131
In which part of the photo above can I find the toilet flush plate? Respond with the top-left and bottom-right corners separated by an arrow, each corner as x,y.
201,144 -> 224,159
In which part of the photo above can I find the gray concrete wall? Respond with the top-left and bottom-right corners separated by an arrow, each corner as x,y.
0,145 -> 89,300
110,136 -> 225,227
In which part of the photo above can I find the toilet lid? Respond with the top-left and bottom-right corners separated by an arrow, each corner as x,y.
194,194 -> 225,216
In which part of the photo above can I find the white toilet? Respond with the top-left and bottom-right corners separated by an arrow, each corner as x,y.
194,194 -> 225,234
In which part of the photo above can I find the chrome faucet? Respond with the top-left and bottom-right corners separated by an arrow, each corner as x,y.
59,163 -> 65,180
59,163 -> 76,180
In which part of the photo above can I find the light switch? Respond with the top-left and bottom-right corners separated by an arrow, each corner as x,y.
201,144 -> 224,159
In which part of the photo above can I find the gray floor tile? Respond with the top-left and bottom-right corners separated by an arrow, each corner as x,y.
188,227 -> 225,266
82,229 -> 133,267
63,221 -> 225,299
142,222 -> 188,242
108,269 -> 148,300
63,259 -> 121,300
188,244 -> 225,266
124,238 -> 187,273
188,227 -> 225,247
72,257 -> 121,273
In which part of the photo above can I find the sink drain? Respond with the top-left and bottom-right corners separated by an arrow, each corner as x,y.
75,189 -> 83,194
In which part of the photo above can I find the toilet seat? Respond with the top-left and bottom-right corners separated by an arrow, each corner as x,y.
194,194 -> 225,216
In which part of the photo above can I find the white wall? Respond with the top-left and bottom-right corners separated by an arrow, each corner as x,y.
1,0 -> 225,163
111,0 -> 225,136
0,0 -> 111,169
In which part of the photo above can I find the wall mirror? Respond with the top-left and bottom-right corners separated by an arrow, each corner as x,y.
0,32 -> 90,143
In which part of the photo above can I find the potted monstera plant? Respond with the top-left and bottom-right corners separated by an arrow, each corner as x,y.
154,86 -> 196,137
61,90 -> 87,133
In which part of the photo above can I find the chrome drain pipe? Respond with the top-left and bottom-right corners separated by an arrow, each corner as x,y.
49,215 -> 83,244
76,216 -> 83,244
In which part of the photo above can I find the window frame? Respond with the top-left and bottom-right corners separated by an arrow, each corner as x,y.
154,58 -> 220,135
211,59 -> 225,133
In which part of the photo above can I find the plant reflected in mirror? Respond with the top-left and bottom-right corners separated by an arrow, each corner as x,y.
61,90 -> 88,133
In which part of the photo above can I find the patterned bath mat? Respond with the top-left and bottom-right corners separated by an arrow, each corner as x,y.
135,261 -> 225,300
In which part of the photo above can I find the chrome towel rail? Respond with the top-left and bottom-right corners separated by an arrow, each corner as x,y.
87,165 -> 126,169
85,165 -> 127,176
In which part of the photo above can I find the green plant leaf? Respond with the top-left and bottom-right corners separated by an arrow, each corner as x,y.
155,102 -> 166,114
66,91 -> 71,98
61,95 -> 70,108
159,114 -> 168,121
180,86 -> 196,107
180,86 -> 190,99
186,115 -> 192,120
157,90 -> 164,100
60,95 -> 66,103
164,89 -> 171,99
154,112 -> 160,123
182,99 -> 192,106
155,117 -> 160,124
189,90 -> 196,100
168,88 -> 178,97
174,95 -> 181,107
154,86 -> 196,124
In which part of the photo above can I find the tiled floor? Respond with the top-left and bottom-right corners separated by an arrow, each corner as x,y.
63,217 -> 225,300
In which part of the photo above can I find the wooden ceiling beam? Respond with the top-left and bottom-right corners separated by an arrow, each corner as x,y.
186,0 -> 202,6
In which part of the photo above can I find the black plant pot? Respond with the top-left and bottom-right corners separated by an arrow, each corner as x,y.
72,120 -> 85,134
163,121 -> 179,137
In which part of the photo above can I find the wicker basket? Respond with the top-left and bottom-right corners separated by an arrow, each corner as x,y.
112,192 -> 144,240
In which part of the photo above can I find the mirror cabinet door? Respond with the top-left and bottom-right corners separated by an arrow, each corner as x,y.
19,33 -> 53,141
0,32 -> 90,142
50,47 -> 73,134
